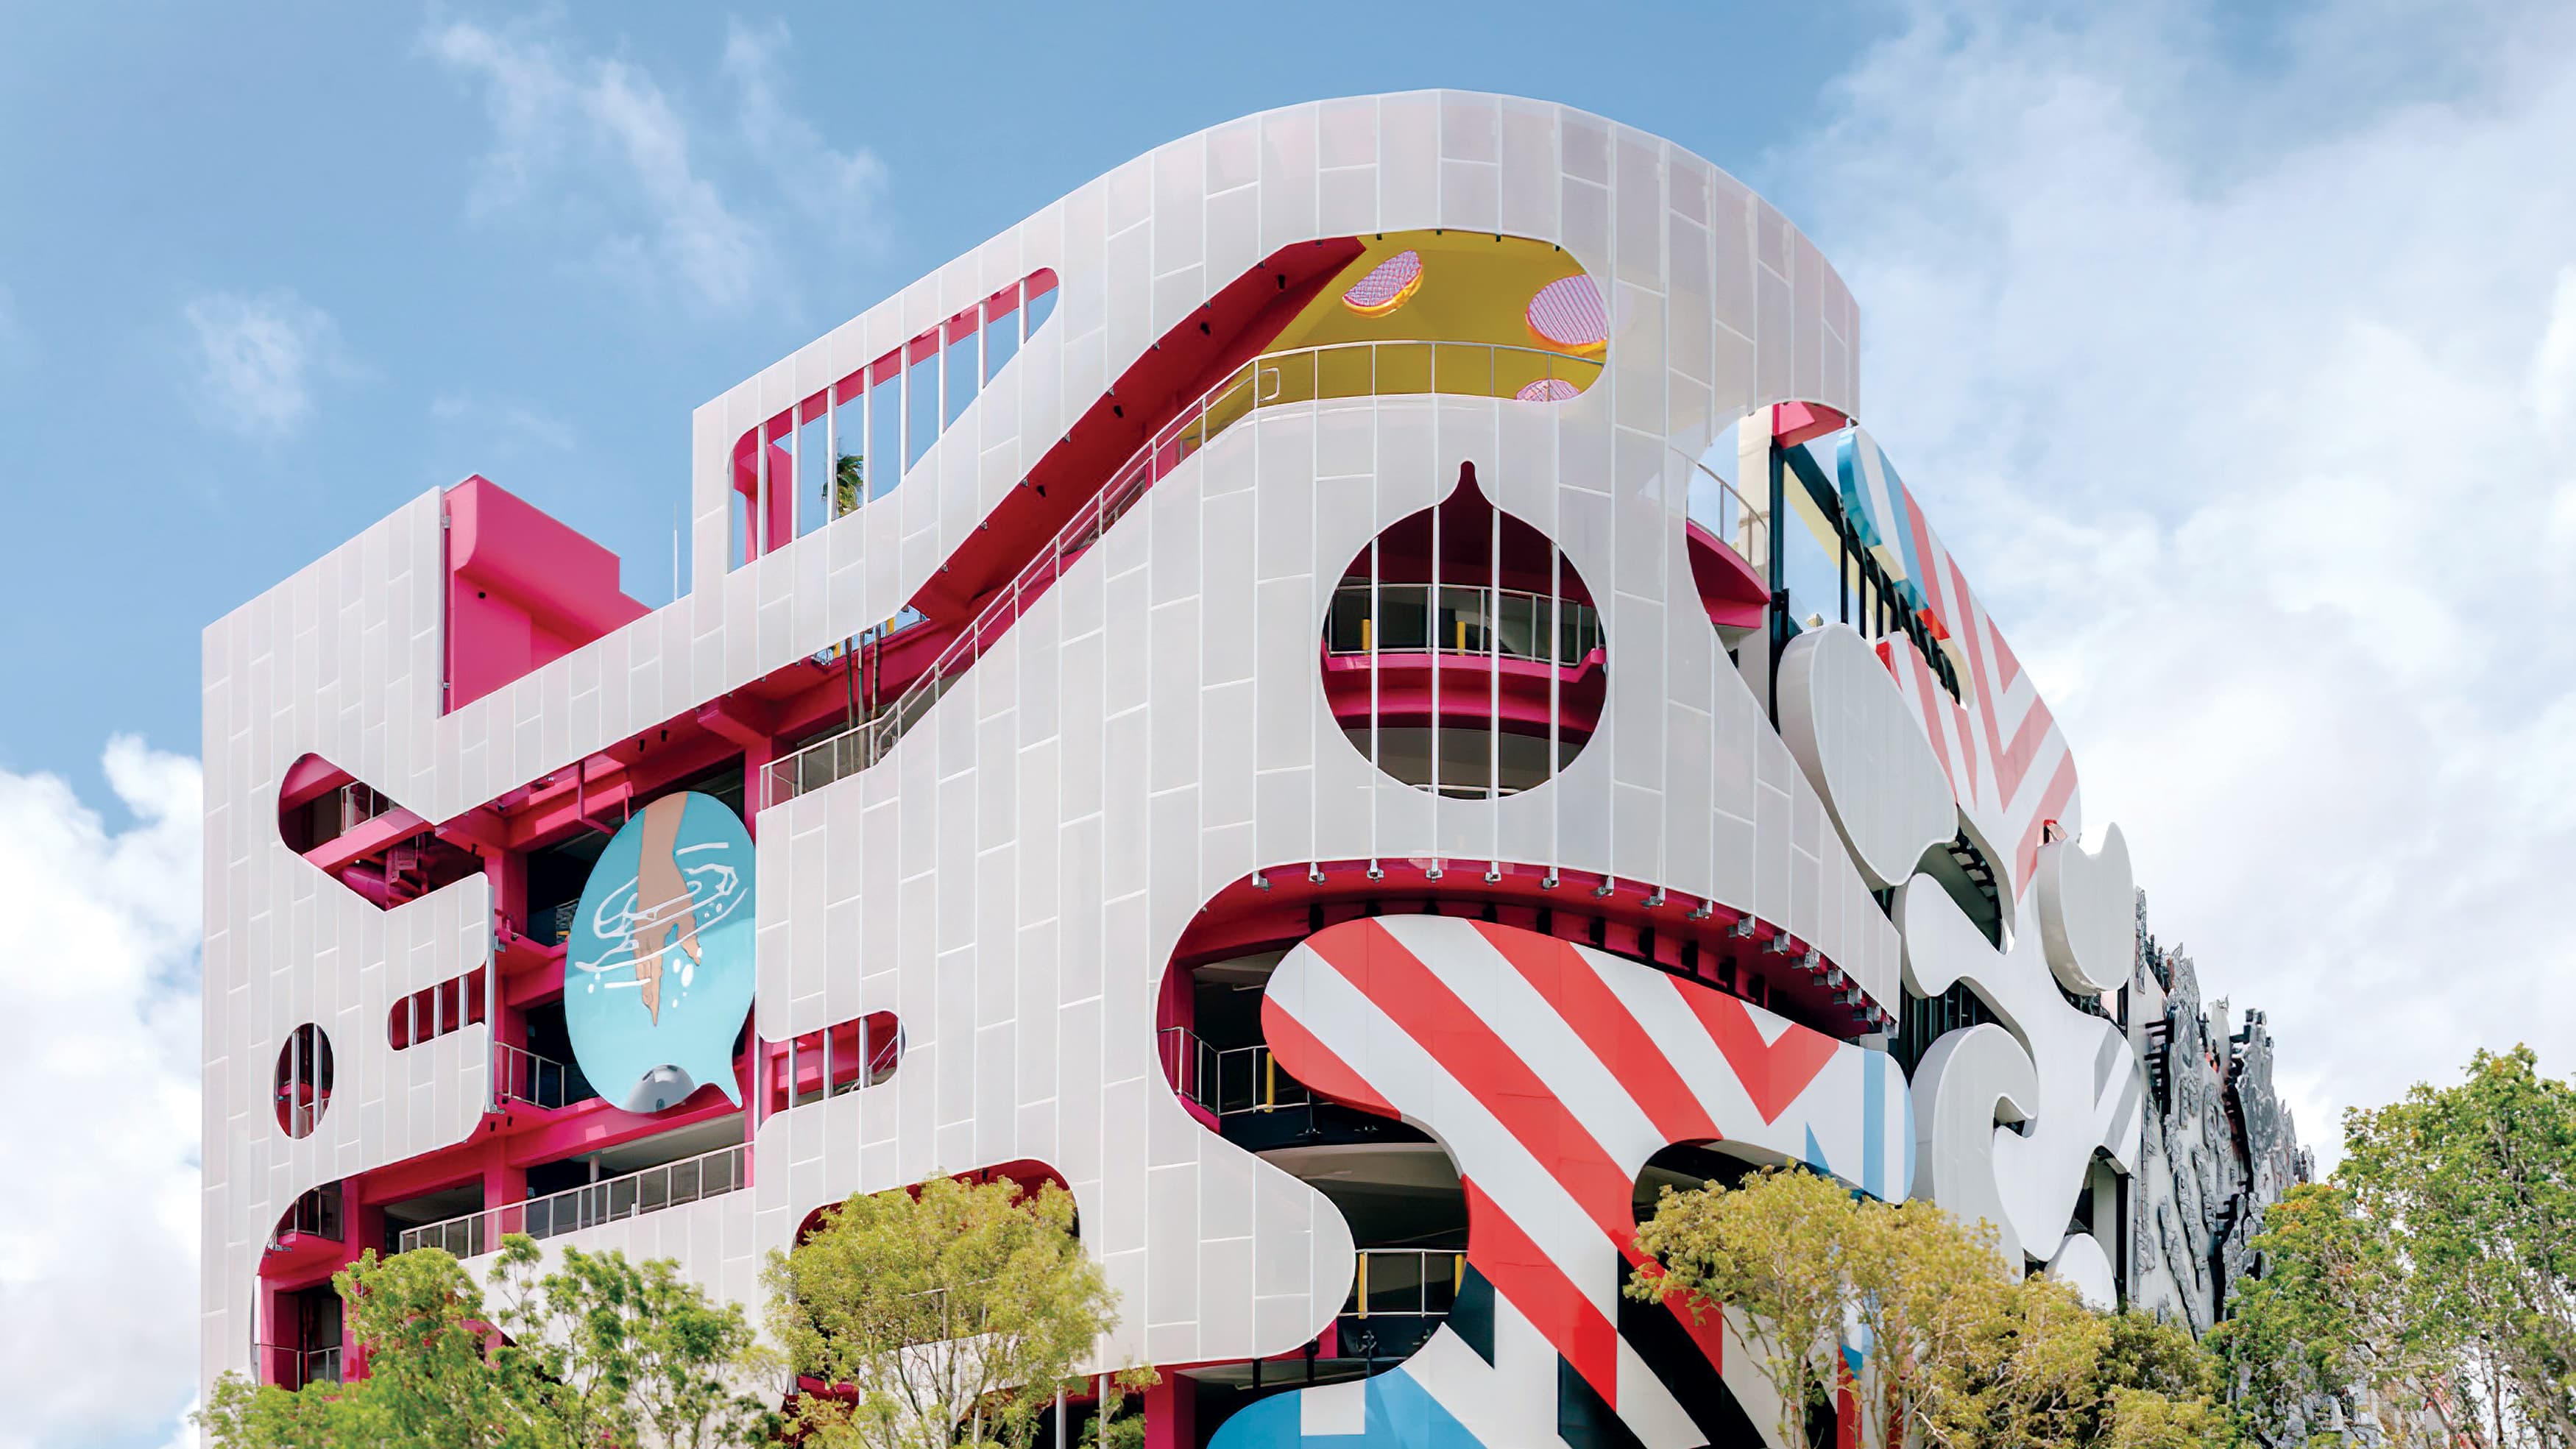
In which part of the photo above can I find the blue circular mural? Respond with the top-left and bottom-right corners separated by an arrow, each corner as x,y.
566,790 -> 756,1113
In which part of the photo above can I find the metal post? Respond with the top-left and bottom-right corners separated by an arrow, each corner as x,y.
1368,531 -> 1381,784
755,417 -> 771,559
1549,539 -> 1562,784
1765,419 -> 1786,728
1429,473 -> 1442,800
1488,483 -> 1501,836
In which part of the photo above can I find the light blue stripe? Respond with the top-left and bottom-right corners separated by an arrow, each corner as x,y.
1834,433 -> 1886,551
1863,1049 -> 1886,1200
1205,1366 -> 1487,1449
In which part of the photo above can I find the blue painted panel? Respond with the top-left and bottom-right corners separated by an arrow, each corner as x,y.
565,791 -> 757,1112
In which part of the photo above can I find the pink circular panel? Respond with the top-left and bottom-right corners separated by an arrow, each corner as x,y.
1342,249 -> 1424,316
1526,275 -> 1607,353
1514,377 -> 1582,403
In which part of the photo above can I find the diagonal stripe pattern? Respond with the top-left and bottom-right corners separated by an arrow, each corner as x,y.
1834,426 -> 2082,899
1211,917 -> 1914,1449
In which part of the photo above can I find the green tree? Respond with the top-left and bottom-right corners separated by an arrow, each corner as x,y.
2095,1311 -> 2232,1448
1923,1274 -> 2114,1449
765,1175 -> 1122,1449
197,1365 -> 390,1449
486,1236 -> 781,1448
835,452 -> 866,517
1630,1166 -> 2234,1449
2215,1046 -> 2576,1448
1630,1166 -> 1861,1449
199,1236 -> 776,1449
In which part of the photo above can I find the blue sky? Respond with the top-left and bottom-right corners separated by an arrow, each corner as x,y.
0,1 -> 1872,788
7,4 -> 2576,1448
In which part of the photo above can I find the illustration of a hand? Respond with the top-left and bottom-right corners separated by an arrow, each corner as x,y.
628,794 -> 703,1024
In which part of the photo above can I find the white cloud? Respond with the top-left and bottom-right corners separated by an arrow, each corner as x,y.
1774,0 -> 2576,1163
425,18 -> 885,313
182,290 -> 343,442
0,739 -> 202,1449
723,19 -> 888,247
2533,266 -> 2576,443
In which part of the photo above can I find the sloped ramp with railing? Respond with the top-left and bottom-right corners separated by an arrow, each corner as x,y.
763,339 -> 1755,812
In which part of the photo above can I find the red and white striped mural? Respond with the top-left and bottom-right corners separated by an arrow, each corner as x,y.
1212,914 -> 1909,1449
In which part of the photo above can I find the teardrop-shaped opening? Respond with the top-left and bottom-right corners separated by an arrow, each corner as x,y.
1322,464 -> 1604,797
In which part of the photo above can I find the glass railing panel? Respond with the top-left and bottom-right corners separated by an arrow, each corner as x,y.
1437,585 -> 1493,654
1323,584 -> 1600,667
1363,1250 -> 1424,1316
1375,584 -> 1431,652
1493,591 -> 1543,662
1344,1250 -> 1466,1319
395,1145 -> 748,1257
1423,1253 -> 1462,1314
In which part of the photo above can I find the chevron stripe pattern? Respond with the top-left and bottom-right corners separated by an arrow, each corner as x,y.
1210,915 -> 1913,1449
1834,427 -> 2080,898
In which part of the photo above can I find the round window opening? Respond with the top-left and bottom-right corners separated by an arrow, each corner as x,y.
1322,464 -> 1605,797
274,1023 -> 335,1140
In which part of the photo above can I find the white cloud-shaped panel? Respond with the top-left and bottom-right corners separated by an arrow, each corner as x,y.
1777,623 -> 1958,891
1907,1021 -> 2035,1266
2034,824 -> 2135,996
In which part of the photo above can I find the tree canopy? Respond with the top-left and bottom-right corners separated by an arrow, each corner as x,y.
763,1175 -> 1122,1449
1630,1163 -> 2234,1448
199,1236 -> 777,1449
2214,1044 -> 2576,1448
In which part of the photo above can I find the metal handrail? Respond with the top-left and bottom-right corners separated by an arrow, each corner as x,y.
1322,581 -> 1605,665
492,1041 -> 591,1110
762,339 -> 1604,811
1158,1027 -> 1312,1118
395,1144 -> 748,1258
1346,1248 -> 1468,1319
1680,448 -> 1769,578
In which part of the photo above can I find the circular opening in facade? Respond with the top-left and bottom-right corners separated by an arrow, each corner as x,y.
274,1023 -> 335,1140
1322,464 -> 1604,797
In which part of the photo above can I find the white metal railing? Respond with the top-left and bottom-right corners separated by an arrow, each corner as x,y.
492,1041 -> 590,1110
1680,447 -> 1770,580
762,339 -> 1604,811
1323,581 -> 1604,665
1158,1028 -> 1312,1118
395,1144 -> 747,1258
1345,1248 -> 1468,1319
